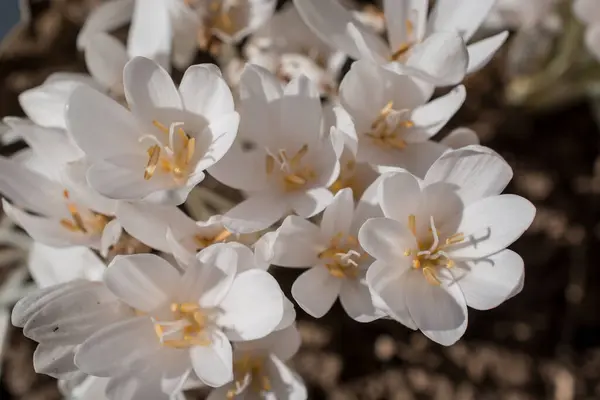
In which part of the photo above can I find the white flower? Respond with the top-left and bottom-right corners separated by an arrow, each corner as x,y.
338,59 -> 466,174
83,0 -> 172,99
294,0 -> 508,85
484,0 -> 561,32
73,244 -> 284,395
358,145 -> 535,345
28,243 -> 106,288
171,0 -> 277,68
259,188 -> 385,321
241,2 -> 346,98
66,57 -> 239,205
208,324 -> 306,400
77,0 -> 135,51
209,65 -> 341,233
574,0 -> 600,61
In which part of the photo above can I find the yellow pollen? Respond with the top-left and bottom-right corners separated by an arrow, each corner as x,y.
266,144 -> 316,192
365,101 -> 414,150
59,190 -> 109,234
404,214 -> 464,286
389,19 -> 416,61
152,120 -> 170,134
194,229 -> 233,249
144,145 -> 161,180
227,355 -> 272,398
143,122 -> 196,182
153,302 -> 211,349
318,233 -> 364,279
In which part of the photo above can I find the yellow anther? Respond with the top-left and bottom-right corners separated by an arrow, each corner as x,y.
423,267 -> 441,285
144,145 -> 161,180
266,155 -> 275,174
284,174 -> 307,186
154,302 -> 210,349
187,137 -> 196,163
194,229 -> 232,249
153,120 -> 170,134
290,144 -> 308,167
213,229 -> 232,243
408,214 -> 416,237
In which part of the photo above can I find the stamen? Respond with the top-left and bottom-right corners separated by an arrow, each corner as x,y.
153,120 -> 170,134
290,144 -> 308,167
213,229 -> 232,243
153,302 -> 211,349
144,145 -> 161,180
266,155 -> 275,174
408,214 -> 416,237
423,267 -> 441,285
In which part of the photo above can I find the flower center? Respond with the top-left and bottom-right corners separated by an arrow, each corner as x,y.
59,190 -> 109,235
403,215 -> 464,286
142,120 -> 196,183
153,302 -> 211,349
227,355 -> 272,398
194,229 -> 233,249
318,233 -> 366,279
389,19 -> 417,61
188,0 -> 239,54
365,101 -> 414,150
265,144 -> 316,192
329,160 -> 362,198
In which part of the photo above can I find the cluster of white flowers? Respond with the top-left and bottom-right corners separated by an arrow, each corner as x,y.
574,0 -> 600,61
2,0 -> 537,399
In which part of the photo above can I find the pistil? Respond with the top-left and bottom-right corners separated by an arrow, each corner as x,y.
318,233 -> 365,279
265,144 -> 316,192
366,101 -> 414,150
153,302 -> 211,348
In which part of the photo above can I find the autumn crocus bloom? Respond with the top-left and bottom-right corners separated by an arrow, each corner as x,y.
294,0 -> 508,86
208,325 -> 307,399
67,57 -> 239,205
209,65 -> 341,233
359,146 -> 535,345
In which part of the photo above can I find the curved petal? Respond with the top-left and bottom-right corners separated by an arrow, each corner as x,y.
77,0 -> 135,50
18,80 -> 84,130
379,170 -> 422,223
194,112 -> 240,171
291,267 -> 341,318
424,145 -> 513,206
290,187 -> 335,218
404,269 -> 468,346
84,32 -> 128,93
222,194 -> 287,234
320,188 -> 355,238
179,64 -> 235,121
585,24 -> 600,61
105,254 -> 181,312
127,0 -> 171,71
427,0 -> 496,42
466,31 -> 509,74
270,215 -> 322,268
450,195 -> 536,260
440,127 -> 480,149
267,355 -> 308,400
411,85 -> 466,137
190,330 -> 233,387
574,0 -> 600,26
339,280 -> 379,323
455,249 -> 524,310
34,344 -> 77,379
358,217 -> 416,265
218,270 -> 284,341
384,0 -> 428,49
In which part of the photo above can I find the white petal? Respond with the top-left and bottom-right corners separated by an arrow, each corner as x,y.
455,250 -> 524,310
411,85 -> 466,137
384,0 -> 428,50
290,188 -> 334,218
34,344 -> 77,379
67,85 -> 140,160
190,329 -> 233,387
275,297 -> 298,333
466,31 -> 509,74
116,202 -> 195,253
194,112 -> 240,171
239,63 -> 283,102
84,33 -> 128,93
440,127 -> 480,149
3,201 -> 98,249
267,356 -> 308,400
179,64 -> 235,122
182,243 -> 237,308
278,76 -> 322,149
405,270 -> 468,346
222,195 -> 287,234
75,317 -> 160,377
101,218 -> 122,258
366,260 -> 416,328
292,0 -> 388,61
450,195 -> 536,259
269,215 -> 322,267
207,143 -> 269,192
359,217 -> 416,265
18,80 -> 84,129
127,0 -> 171,71
574,0 -> 600,25
320,188 -> 354,238
346,22 -> 390,63
234,323 -> 301,362
424,145 -> 513,206
105,254 -> 181,312
77,0 -> 135,50
405,32 -> 468,86
379,170 -> 422,223
585,25 -> 600,61
291,267 -> 341,318
218,270 -> 284,341
61,159 -> 118,215
351,173 -> 386,233
0,156 -> 64,216
339,280 -> 379,323
427,0 -> 496,42
123,57 -> 182,122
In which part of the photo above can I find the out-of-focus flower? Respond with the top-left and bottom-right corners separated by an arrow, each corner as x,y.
337,60 -> 466,175
239,2 -> 346,98
67,57 -> 239,205
484,0 -> 562,32
359,146 -> 534,345
293,0 -> 508,86
574,0 -> 600,61
209,65 -> 341,234
208,325 -> 306,399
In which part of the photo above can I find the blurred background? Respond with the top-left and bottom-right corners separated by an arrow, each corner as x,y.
1,0 -> 600,399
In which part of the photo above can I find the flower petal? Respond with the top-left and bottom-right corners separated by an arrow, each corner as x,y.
222,194 -> 287,234
359,217 -> 416,265
427,0 -> 496,42
290,187 -> 334,218
384,0 -> 428,49
424,145 -> 513,206
179,64 -> 235,122
84,32 -> 128,93
190,329 -> 233,387
34,344 -> 78,379
466,31 -> 509,74
127,0 -> 171,71
292,266 -> 341,318
411,85 -> 466,137
379,170 -> 422,223
77,0 -> 135,50
105,254 -> 181,312
194,112 -> 240,171
267,355 -> 308,400
18,80 -> 84,129
439,127 -> 480,149
269,215 -> 322,268
455,249 -> 524,310
585,24 -> 600,61
450,195 -> 536,259
320,188 -> 355,238
404,269 -> 468,345
339,280 -> 379,323
218,270 -> 284,341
